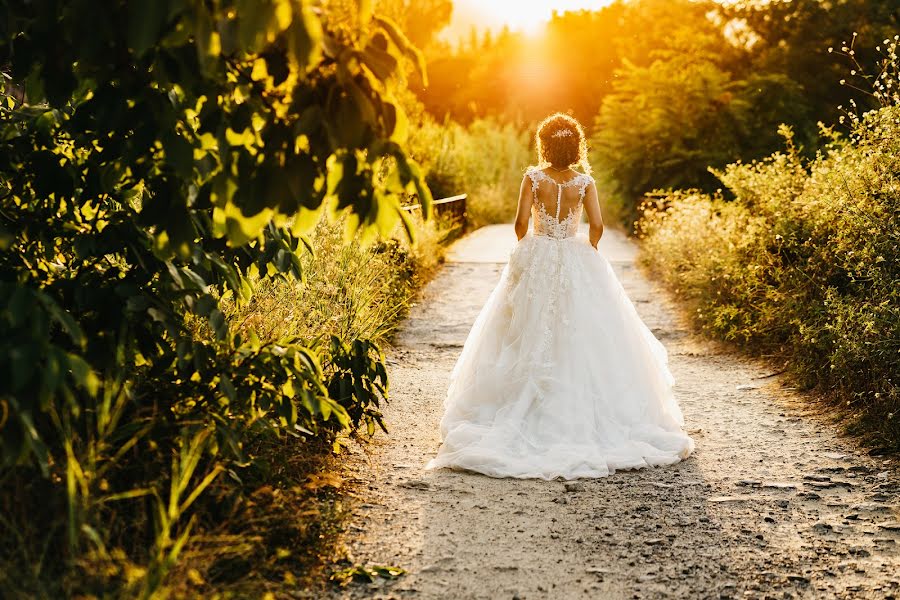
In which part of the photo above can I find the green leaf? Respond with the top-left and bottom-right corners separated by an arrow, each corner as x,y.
235,0 -> 276,51
164,208 -> 197,259
373,16 -> 428,87
396,202 -> 416,244
344,77 -> 377,129
162,132 -> 194,178
36,291 -> 86,349
66,353 -> 100,397
195,294 -> 217,317
359,44 -> 398,82
288,1 -> 323,69
274,248 -> 292,272
128,0 -> 170,57
208,309 -> 228,341
327,88 -> 367,148
219,376 -> 237,402
214,202 -> 274,246
393,153 -> 432,219
373,190 -> 399,236
12,401 -> 50,476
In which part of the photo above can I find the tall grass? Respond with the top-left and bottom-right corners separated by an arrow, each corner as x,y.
227,216 -> 447,346
410,116 -> 532,228
187,214 -> 452,595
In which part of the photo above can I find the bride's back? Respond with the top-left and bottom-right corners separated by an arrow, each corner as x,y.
526,167 -> 592,240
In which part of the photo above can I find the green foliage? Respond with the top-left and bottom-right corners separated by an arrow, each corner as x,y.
588,0 -> 812,225
592,53 -> 805,225
721,0 -> 900,128
639,102 -> 900,449
0,0 -> 438,595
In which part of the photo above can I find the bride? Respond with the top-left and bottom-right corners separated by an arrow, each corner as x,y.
426,113 -> 694,480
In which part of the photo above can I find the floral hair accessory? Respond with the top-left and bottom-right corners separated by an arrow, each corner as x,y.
552,129 -> 574,138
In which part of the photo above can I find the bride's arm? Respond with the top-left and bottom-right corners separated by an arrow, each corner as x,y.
583,181 -> 604,248
514,175 -> 532,240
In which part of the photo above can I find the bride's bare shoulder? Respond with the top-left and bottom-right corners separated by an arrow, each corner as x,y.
523,166 -> 547,185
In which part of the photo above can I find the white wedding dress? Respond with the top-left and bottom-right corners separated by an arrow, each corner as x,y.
425,167 -> 694,480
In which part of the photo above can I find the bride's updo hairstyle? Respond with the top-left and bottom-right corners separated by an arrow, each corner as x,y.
535,112 -> 591,175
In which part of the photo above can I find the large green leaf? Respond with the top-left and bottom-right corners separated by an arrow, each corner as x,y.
127,0 -> 170,57
288,1 -> 323,68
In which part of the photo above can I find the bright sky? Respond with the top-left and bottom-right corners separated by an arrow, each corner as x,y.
442,0 -> 616,42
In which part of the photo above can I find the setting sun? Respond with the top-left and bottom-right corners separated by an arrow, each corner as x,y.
444,0 -> 616,40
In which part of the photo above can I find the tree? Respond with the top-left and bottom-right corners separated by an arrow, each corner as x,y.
591,5 -> 807,225
721,0 -> 900,126
0,0 -> 430,592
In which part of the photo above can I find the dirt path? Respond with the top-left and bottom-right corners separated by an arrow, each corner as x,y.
329,226 -> 900,600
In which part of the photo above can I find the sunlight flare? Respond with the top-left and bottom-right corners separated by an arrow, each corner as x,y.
444,0 -> 616,40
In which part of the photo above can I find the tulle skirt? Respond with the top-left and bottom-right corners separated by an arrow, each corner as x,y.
426,232 -> 694,480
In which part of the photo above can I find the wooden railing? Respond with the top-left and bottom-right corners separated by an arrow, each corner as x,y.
402,194 -> 467,224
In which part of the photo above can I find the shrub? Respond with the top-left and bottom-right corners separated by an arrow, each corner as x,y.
226,213 -> 449,350
639,108 -> 900,448
0,1 -> 439,596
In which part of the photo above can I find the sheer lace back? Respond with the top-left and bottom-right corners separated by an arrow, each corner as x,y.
526,167 -> 592,240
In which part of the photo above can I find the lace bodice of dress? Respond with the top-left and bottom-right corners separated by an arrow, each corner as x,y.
526,168 -> 592,240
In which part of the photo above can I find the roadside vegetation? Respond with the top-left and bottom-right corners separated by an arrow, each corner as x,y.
638,39 -> 900,450
0,1 -> 456,597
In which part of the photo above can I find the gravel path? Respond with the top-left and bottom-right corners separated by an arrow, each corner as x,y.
330,226 -> 900,600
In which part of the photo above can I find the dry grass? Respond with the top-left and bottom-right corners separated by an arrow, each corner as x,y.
226,213 -> 453,348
